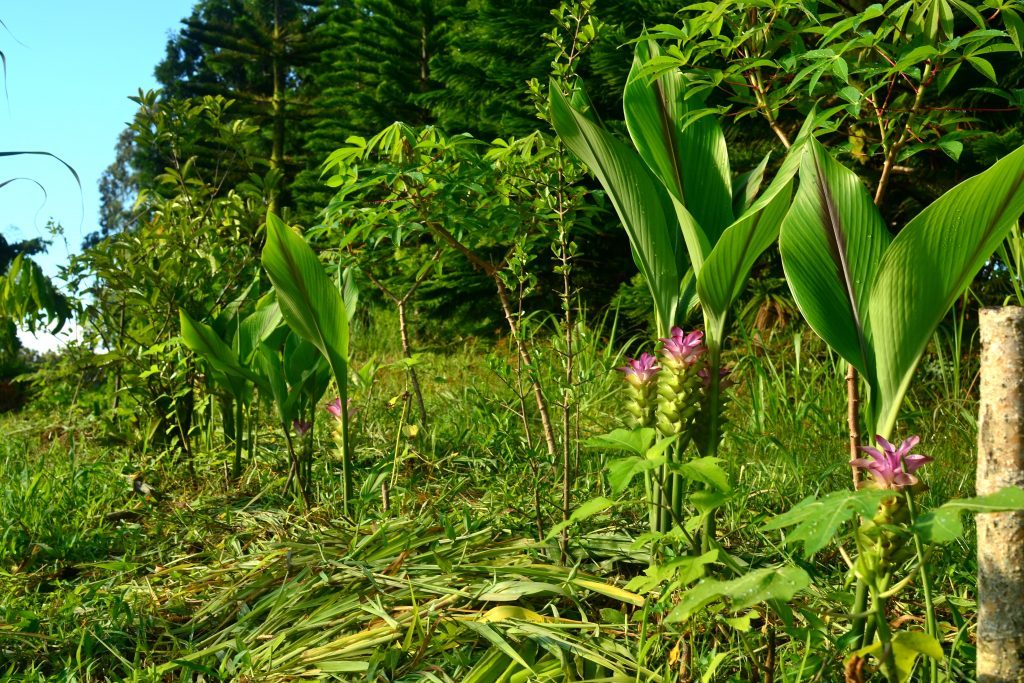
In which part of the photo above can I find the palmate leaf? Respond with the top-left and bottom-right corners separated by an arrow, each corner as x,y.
667,565 -> 811,622
779,138 -> 892,379
550,80 -> 687,334
582,427 -> 656,456
853,631 -> 944,683
914,486 -> 1024,544
624,40 -> 732,256
868,144 -> 1024,435
762,488 -> 890,559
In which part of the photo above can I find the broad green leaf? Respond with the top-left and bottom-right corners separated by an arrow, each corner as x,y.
671,456 -> 731,492
606,455 -> 666,495
853,631 -> 943,683
624,40 -> 732,250
731,153 -> 771,217
583,427 -> 656,456
551,80 -> 687,333
915,486 -> 1024,544
341,266 -> 359,323
625,550 -> 718,592
262,212 -> 353,506
262,213 -> 350,390
545,497 -> 615,539
868,144 -> 1024,435
698,148 -> 798,346
254,343 -> 290,425
780,138 -> 892,378
667,565 -> 811,622
179,310 -> 261,391
762,489 -> 890,558
236,304 -> 282,365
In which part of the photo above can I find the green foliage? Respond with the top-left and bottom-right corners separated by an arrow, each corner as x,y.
667,565 -> 812,623
780,139 -> 1024,435
915,486 -> 1024,543
763,488 -> 892,558
853,631 -> 945,683
69,94 -> 270,453
262,212 -> 353,508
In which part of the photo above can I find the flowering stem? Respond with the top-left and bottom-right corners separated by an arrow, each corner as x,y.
701,345 -> 724,552
905,490 -> 939,683
872,583 -> 900,683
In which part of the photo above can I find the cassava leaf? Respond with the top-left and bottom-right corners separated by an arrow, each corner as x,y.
763,488 -> 890,558
667,565 -> 811,622
583,428 -> 656,456
915,486 -> 1024,544
853,630 -> 943,683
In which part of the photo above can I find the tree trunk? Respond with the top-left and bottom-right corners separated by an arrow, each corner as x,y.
977,306 -> 1024,683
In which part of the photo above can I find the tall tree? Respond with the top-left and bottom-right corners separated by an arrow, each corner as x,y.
155,0 -> 332,215
296,0 -> 454,215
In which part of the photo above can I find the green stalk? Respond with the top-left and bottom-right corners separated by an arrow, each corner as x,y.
340,392 -> 352,515
905,490 -> 938,683
701,344 -> 724,553
872,583 -> 899,683
852,579 -> 869,645
670,437 -> 687,533
232,397 -> 244,479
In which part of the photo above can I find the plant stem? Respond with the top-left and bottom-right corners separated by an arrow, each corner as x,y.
848,364 -> 862,488
872,585 -> 899,683
494,277 -> 558,456
906,491 -> 938,683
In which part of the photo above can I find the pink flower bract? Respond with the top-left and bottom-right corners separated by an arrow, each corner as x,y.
850,435 -> 932,490
660,327 -> 705,365
618,352 -> 660,383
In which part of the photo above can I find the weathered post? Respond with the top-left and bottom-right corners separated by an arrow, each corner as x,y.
978,307 -> 1024,682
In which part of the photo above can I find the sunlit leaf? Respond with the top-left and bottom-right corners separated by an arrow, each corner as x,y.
915,486 -> 1024,543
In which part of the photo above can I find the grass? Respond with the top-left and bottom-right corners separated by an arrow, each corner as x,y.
0,309 -> 984,682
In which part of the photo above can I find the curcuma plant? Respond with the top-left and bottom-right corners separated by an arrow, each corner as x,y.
551,40 -> 805,535
779,138 -> 1024,439
262,213 -> 356,512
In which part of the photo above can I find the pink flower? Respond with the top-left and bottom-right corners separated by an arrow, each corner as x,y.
660,327 -> 705,365
325,397 -> 356,421
618,352 -> 660,384
292,419 -> 312,436
850,435 -> 932,490
699,366 -> 734,389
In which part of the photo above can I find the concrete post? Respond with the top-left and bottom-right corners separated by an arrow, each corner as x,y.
978,307 -> 1024,682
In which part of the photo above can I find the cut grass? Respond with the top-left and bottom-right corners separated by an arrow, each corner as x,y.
0,317 -> 983,681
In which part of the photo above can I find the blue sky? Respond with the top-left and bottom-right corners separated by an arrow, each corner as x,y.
2,2 -> 197,277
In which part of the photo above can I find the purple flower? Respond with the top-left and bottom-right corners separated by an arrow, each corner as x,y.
850,435 -> 932,490
660,327 -> 705,365
292,419 -> 312,436
326,397 -> 356,421
698,366 -> 734,389
618,352 -> 660,384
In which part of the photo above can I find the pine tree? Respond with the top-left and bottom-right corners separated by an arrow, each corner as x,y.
154,0 -> 333,215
